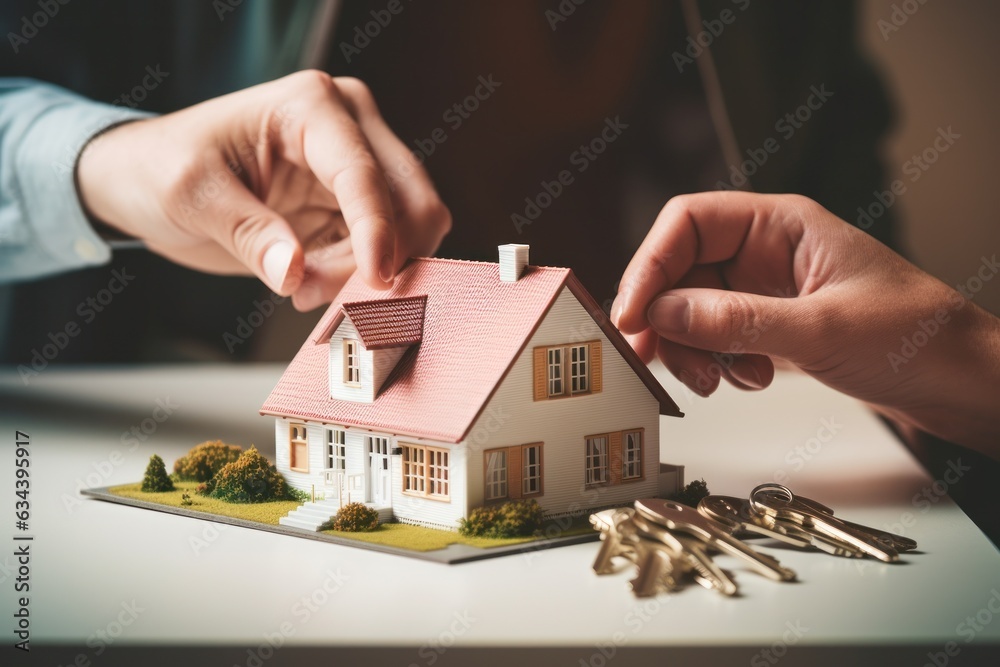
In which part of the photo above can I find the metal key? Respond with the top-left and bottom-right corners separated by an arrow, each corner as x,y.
749,484 -> 900,563
590,508 -> 639,574
631,512 -> 738,596
791,494 -> 917,553
628,535 -> 688,597
592,509 -> 709,595
635,498 -> 797,582
699,495 -> 867,559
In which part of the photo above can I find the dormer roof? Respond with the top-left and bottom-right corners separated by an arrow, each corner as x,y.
333,295 -> 427,350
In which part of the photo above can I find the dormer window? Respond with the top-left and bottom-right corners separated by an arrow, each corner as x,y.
343,339 -> 361,385
326,296 -> 428,403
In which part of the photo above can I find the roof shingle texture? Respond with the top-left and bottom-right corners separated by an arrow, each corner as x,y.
261,258 -> 570,443
340,295 -> 427,349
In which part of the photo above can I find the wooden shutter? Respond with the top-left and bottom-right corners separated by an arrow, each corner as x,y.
608,431 -> 622,485
507,445 -> 522,499
533,347 -> 547,401
589,341 -> 602,394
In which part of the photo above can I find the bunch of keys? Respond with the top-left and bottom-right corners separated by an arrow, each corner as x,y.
590,498 -> 797,597
698,483 -> 917,563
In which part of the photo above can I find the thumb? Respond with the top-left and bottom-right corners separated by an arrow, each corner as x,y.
203,179 -> 305,295
646,288 -> 821,361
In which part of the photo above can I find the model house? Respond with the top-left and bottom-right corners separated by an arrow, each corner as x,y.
262,245 -> 684,531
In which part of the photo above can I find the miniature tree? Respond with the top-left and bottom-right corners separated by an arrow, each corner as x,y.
668,478 -> 710,507
141,454 -> 175,493
209,446 -> 290,503
173,440 -> 244,482
327,503 -> 380,532
459,499 -> 544,538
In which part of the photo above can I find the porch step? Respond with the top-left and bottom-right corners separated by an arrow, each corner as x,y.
279,501 -> 394,532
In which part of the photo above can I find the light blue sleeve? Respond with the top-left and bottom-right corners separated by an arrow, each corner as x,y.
0,79 -> 153,283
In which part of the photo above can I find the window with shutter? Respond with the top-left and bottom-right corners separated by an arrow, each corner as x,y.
532,341 -> 602,401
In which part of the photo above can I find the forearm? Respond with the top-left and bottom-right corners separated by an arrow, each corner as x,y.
0,78 -> 152,283
875,301 -> 1000,460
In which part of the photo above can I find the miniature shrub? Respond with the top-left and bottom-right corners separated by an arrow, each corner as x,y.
326,502 -> 380,532
195,482 -> 211,496
459,499 -> 544,538
173,440 -> 244,482
141,454 -> 175,492
209,446 -> 291,503
668,478 -> 710,507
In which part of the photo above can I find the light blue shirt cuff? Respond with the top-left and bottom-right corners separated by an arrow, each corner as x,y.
0,82 -> 153,281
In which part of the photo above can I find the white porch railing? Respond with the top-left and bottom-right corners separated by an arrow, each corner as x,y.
320,471 -> 365,507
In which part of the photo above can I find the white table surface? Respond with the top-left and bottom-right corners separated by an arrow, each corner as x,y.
1,363 -> 999,661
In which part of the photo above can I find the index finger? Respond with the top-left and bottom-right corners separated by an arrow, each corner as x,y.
298,80 -> 397,289
613,192 -> 788,334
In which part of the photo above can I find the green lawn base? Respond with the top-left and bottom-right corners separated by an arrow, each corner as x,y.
107,482 -> 597,554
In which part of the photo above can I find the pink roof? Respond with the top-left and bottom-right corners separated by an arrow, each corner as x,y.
261,258 -> 681,443
333,295 -> 427,349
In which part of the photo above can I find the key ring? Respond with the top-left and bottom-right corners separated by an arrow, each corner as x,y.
749,483 -> 795,515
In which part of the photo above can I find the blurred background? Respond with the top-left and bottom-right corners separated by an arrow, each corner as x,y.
0,0 -> 996,363
860,0 -> 999,316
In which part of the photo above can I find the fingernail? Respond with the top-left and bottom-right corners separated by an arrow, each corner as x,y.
730,364 -> 764,390
610,295 -> 624,327
263,241 -> 294,292
379,253 -> 394,284
648,295 -> 690,334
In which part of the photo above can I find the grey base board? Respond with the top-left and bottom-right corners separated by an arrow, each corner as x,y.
80,486 -> 600,564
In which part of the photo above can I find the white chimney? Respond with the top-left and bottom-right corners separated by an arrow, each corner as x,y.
498,244 -> 530,282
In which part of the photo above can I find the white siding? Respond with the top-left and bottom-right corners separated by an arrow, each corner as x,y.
371,346 -> 407,396
274,417 -> 381,502
329,320 -> 374,403
465,287 -> 662,517
328,319 -> 410,403
274,418 -> 331,497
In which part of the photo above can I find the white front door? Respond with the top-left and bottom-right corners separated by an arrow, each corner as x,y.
367,436 -> 390,505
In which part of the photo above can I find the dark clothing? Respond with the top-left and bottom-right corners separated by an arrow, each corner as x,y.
0,0 -> 895,363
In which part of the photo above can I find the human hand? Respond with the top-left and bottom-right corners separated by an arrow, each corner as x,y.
612,192 -> 1000,454
76,71 -> 451,310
